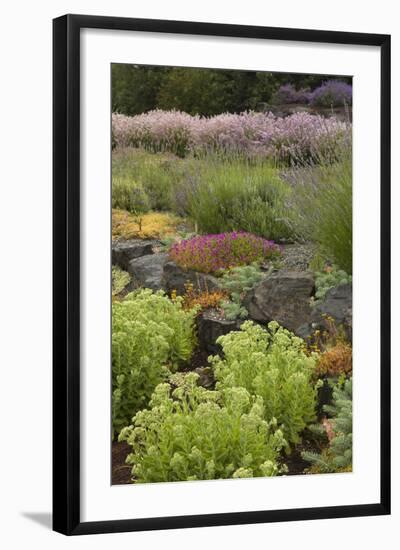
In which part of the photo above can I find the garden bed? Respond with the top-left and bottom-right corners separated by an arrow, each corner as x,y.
110,85 -> 353,483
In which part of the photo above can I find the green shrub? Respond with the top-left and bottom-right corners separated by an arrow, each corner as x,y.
220,264 -> 268,320
112,178 -> 150,226
112,289 -> 197,435
302,378 -> 352,472
211,321 -> 318,447
288,151 -> 352,272
313,266 -> 352,304
112,266 -> 131,297
112,148 -> 183,211
184,159 -> 293,241
119,372 -> 286,483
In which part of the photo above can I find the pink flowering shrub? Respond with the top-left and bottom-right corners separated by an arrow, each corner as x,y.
112,111 -> 194,157
169,232 -> 281,274
112,110 -> 350,163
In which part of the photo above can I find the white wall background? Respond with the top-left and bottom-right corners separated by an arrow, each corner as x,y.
0,0 -> 398,547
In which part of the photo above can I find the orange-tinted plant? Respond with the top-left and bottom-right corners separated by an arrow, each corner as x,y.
315,342 -> 352,378
179,282 -> 228,312
306,314 -> 349,354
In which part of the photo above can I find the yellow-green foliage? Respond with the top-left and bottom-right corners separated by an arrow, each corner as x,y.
119,372 -> 286,483
112,148 -> 185,211
112,289 -> 197,435
112,208 -> 183,240
112,266 -> 130,297
211,321 -> 318,448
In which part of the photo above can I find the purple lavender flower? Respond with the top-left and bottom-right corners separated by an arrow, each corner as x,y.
310,80 -> 352,108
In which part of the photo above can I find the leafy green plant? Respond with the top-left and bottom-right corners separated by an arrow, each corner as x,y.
211,321 -> 318,447
112,289 -> 197,435
112,266 -> 131,297
112,179 -> 150,231
112,148 -> 185,211
219,264 -> 267,320
302,378 -> 352,473
119,372 -> 286,483
313,266 -> 352,304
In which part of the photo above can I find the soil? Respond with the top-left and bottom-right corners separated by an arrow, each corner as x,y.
281,436 -> 322,476
187,347 -> 210,371
112,441 -> 132,485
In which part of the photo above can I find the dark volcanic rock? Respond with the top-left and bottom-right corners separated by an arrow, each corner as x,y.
312,283 -> 352,340
112,239 -> 158,270
194,367 -> 215,389
297,283 -> 353,341
197,309 -> 242,354
311,283 -> 352,325
162,261 -> 220,295
244,270 -> 315,334
127,253 -> 168,291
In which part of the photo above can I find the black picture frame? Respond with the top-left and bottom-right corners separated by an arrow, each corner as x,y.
53,14 -> 391,536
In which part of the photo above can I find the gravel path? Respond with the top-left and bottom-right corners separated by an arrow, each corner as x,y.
279,242 -> 316,271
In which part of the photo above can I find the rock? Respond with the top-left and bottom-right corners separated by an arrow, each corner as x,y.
196,309 -> 242,354
244,270 -> 315,334
317,378 -> 334,418
127,253 -> 168,291
194,367 -> 215,389
162,261 -> 220,295
312,283 -> 352,325
296,283 -> 353,341
112,239 -> 158,270
312,283 -> 352,340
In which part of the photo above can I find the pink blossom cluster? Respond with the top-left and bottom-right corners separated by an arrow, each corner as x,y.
112,110 -> 350,161
169,232 -> 281,274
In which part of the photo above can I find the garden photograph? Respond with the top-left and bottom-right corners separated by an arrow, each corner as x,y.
111,64 -> 353,485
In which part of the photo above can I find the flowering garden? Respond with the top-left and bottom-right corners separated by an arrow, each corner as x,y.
111,68 -> 353,485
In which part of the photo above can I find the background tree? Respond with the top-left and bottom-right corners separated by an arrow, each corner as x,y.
112,63 -> 352,116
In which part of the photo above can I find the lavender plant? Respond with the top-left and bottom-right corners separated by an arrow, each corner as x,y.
272,83 -> 311,105
183,159 -> 293,240
310,80 -> 352,108
285,148 -> 352,272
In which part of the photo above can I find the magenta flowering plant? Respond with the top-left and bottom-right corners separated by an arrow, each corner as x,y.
169,232 -> 281,274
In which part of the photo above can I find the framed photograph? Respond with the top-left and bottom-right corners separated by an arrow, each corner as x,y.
53,14 -> 391,535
